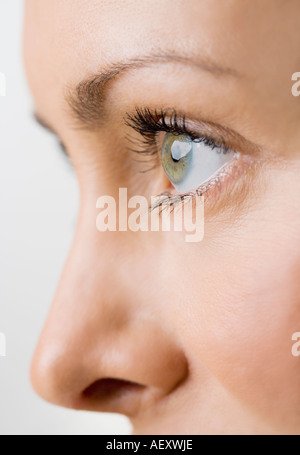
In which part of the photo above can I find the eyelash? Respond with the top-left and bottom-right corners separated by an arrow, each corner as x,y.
126,107 -> 231,151
125,107 -> 236,208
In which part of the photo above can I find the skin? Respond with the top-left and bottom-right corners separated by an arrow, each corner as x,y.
24,0 -> 300,435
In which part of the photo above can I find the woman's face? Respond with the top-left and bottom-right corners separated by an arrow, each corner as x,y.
24,0 -> 300,434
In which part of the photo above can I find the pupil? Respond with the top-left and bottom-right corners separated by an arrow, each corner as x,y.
172,155 -> 180,163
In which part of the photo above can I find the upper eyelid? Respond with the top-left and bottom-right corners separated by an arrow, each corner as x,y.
125,107 -> 263,157
125,109 -> 227,154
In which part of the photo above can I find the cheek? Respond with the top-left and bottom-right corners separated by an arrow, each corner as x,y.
196,239 -> 300,415
167,174 -> 300,428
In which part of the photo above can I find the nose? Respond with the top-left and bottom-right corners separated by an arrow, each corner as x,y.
31,225 -> 188,418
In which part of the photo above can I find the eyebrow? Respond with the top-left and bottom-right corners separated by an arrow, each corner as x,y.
66,51 -> 239,129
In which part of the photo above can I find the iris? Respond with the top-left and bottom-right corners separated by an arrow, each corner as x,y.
161,133 -> 236,193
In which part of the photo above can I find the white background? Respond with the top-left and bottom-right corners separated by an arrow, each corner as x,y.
0,0 -> 131,435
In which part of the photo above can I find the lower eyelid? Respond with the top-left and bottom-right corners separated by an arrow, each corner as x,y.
157,152 -> 255,214
195,152 -> 241,196
200,153 -> 257,216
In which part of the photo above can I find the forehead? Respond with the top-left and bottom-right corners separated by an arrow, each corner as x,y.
23,0 -> 299,121
23,0 -> 287,79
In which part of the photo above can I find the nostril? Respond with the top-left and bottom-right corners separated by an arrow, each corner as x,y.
82,379 -> 146,416
83,378 -> 145,400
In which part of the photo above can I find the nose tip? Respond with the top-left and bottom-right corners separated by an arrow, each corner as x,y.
31,348 -> 147,416
30,338 -> 86,410
31,318 -> 188,417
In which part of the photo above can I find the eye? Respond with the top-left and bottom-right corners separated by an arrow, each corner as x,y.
161,133 -> 237,193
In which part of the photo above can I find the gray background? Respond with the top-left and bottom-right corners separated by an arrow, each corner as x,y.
0,0 -> 131,435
